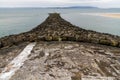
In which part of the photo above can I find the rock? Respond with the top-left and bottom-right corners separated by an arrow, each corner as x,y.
71,72 -> 81,80
99,39 -> 111,45
111,40 -> 119,47
0,41 -> 3,48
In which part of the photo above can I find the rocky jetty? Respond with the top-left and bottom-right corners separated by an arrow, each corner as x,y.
0,13 -> 120,49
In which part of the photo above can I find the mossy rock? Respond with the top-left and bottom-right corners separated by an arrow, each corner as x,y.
71,72 -> 81,80
90,38 -> 99,43
58,37 -> 62,41
99,39 -> 111,45
110,40 -> 119,47
45,36 -> 53,41
75,35 -> 80,41
61,36 -> 67,41
52,36 -> 63,41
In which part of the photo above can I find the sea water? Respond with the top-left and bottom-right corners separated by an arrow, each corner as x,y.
0,8 -> 120,38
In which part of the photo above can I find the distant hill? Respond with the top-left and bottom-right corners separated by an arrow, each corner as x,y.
0,6 -> 98,9
45,6 -> 98,9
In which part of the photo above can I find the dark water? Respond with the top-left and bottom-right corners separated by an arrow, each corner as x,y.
0,8 -> 120,38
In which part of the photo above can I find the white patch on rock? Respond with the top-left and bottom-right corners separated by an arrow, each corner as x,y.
0,42 -> 36,80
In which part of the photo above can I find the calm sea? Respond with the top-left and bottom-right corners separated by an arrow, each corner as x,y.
0,8 -> 120,38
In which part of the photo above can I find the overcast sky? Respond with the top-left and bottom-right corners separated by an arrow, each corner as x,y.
0,0 -> 120,8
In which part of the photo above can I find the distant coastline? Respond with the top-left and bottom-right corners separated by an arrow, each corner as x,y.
0,6 -> 98,9
0,6 -> 120,9
80,13 -> 120,18
43,6 -> 98,9
100,13 -> 120,18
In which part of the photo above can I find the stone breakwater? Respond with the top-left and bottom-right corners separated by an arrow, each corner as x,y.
0,13 -> 120,49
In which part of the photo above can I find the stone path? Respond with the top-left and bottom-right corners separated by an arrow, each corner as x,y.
0,42 -> 36,80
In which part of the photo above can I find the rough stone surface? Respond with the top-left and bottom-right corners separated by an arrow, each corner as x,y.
9,41 -> 120,80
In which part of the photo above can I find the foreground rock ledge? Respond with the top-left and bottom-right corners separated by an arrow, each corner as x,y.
0,13 -> 120,48
8,42 -> 120,80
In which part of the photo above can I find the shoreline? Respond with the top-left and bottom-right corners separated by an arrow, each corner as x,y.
100,13 -> 120,18
81,13 -> 120,18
